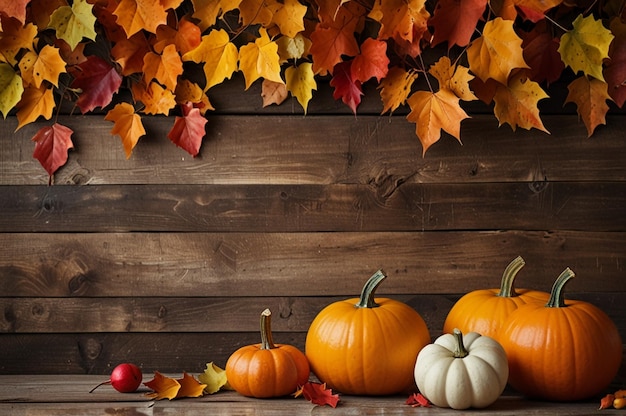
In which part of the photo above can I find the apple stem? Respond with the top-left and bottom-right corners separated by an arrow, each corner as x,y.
89,380 -> 112,393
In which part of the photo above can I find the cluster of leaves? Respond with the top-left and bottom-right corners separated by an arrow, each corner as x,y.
599,389 -> 626,410
0,0 -> 625,179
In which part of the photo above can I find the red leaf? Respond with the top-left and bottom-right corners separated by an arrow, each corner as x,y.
429,0 -> 487,48
69,56 -> 122,113
297,382 -> 339,408
406,392 -> 431,407
521,22 -> 564,84
606,18 -> 626,108
167,102 -> 207,157
31,123 -> 74,180
330,60 -> 362,114
350,38 -> 389,83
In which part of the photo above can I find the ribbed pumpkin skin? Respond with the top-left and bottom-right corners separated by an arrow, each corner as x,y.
305,297 -> 430,395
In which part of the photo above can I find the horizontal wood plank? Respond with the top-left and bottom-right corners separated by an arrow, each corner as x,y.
1,182 -> 625,232
3,114 -> 626,186
2,231 -> 624,297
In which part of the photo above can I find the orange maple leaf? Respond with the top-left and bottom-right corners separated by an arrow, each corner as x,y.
190,0 -> 241,31
144,372 -> 181,400
0,16 -> 37,65
565,76 -> 611,137
132,81 -> 177,115
429,57 -> 477,102
493,71 -> 549,133
153,16 -> 202,55
111,32 -> 152,76
31,123 -> 74,180
19,45 -> 66,88
113,0 -> 168,36
142,44 -> 184,92
15,85 -> 56,130
351,38 -> 389,83
104,102 -> 146,158
167,101 -> 207,156
238,0 -> 276,27
407,89 -> 469,155
377,66 -> 418,114
369,0 -> 429,57
174,79 -> 214,114
175,372 -> 207,398
271,0 -> 306,38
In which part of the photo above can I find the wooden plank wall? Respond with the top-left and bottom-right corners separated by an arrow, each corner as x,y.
1,77 -> 625,375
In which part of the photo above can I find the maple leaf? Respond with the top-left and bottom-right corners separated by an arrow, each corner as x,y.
406,89 -> 469,155
350,38 -> 389,84
183,28 -> 238,91
369,0 -> 430,57
565,76 -> 611,137
429,56 -> 477,101
132,81 -> 177,115
559,14 -> 614,81
467,17 -> 529,84
0,16 -> 37,65
294,382 -> 339,408
276,33 -> 310,63
15,85 -> 55,130
69,55 -> 122,113
91,0 -> 127,43
31,123 -> 74,179
0,63 -> 24,118
153,16 -> 202,55
493,71 -> 549,133
28,0 -> 65,29
142,44 -> 183,92
406,392 -> 431,407
330,60 -> 362,114
197,362 -> 230,394
174,79 -> 214,114
238,0 -> 276,27
262,79 -> 288,107
605,17 -> 626,107
113,0 -> 168,36
239,28 -> 283,90
111,32 -> 152,76
0,0 -> 31,24
144,372 -> 181,400
175,372 -> 206,398
190,0 -> 241,31
271,0 -> 306,38
19,45 -> 66,88
521,22 -> 564,84
429,0 -> 488,48
104,102 -> 146,158
377,66 -> 418,114
309,1 -> 364,75
167,101 -> 207,156
48,0 -> 97,50
285,62 -> 317,113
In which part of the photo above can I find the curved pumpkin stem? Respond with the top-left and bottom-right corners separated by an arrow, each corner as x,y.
497,256 -> 525,298
546,268 -> 575,308
355,270 -> 386,309
259,308 -> 276,350
452,328 -> 469,358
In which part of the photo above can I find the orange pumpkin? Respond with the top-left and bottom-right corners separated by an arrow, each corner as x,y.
499,268 -> 623,401
443,256 -> 549,339
305,270 -> 431,395
225,308 -> 310,398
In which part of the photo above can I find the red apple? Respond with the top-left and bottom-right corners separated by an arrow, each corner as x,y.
89,363 -> 143,393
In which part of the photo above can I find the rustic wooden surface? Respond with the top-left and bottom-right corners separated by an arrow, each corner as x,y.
0,375 -> 622,415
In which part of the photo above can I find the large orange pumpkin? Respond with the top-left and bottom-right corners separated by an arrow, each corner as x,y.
305,270 -> 431,395
499,268 -> 623,401
225,308 -> 310,398
443,256 -> 549,339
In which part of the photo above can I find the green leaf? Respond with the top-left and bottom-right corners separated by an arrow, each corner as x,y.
0,63 -> 24,118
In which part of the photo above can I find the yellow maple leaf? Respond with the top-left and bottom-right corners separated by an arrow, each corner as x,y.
429,57 -> 477,102
239,28 -> 284,90
190,0 -> 242,31
493,71 -> 549,132
271,0 -> 307,38
406,89 -> 469,155
261,79 -> 288,107
276,33 -> 311,63
0,63 -> 25,118
0,19 -> 37,65
48,0 -> 97,50
15,85 -> 56,130
467,17 -> 529,84
377,66 -> 418,114
565,75 -> 611,137
19,45 -> 66,88
197,362 -> 231,394
142,44 -> 183,92
113,0 -> 168,36
183,28 -> 238,91
104,102 -> 146,158
175,372 -> 206,398
174,79 -> 214,114
285,62 -> 317,113
238,0 -> 276,27
144,371 -> 181,401
558,14 -> 614,82
132,81 -> 177,115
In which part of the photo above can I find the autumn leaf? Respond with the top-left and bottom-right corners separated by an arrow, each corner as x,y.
144,372 -> 181,400
153,16 -> 202,55
142,44 -> 184,92
111,32 -> 152,76
429,0 -> 488,48
0,63 -> 24,118
239,27 -> 283,90
0,17 -> 37,65
0,0 -> 31,24
28,0 -> 66,29
174,79 -> 214,114
429,57 -> 477,101
183,28 -> 238,91
167,101 -> 207,156
104,102 -> 146,158
190,0 -> 241,31
276,34 -> 310,63
467,17 -> 529,84
15,85 -> 55,130
330,60 -> 362,114
377,66 -> 418,114
132,81 -> 177,115
515,0 -> 563,22
18,45 -> 66,88
47,0 -> 97,50
406,89 -> 469,155
262,79 -> 288,107
369,0 -> 430,55
406,392 -> 431,407
521,21 -> 564,84
113,0 -> 168,36
350,38 -> 389,83
238,0 -> 275,27
558,14 -> 614,81
91,0 -> 127,43
271,0 -> 306,38
565,76 -> 611,137
285,62 -> 317,113
69,56 -> 122,113
294,382 -> 340,408
197,362 -> 230,394
493,71 -> 549,132
605,18 -> 626,107
175,372 -> 206,398
31,123 -> 74,178
599,393 -> 615,410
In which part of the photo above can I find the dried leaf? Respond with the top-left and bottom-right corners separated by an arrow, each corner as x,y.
15,85 -> 56,130
294,382 -> 339,408
350,38 -> 389,83
142,44 -> 184,92
113,0 -> 168,36
429,56 -> 477,101
565,75 -> 611,136
599,393 -> 615,410
429,0 -> 488,48
144,372 -> 181,400
132,81 -> 177,115
197,362 -> 230,394
406,392 -> 431,407
330,60 -> 362,114
377,66 -> 418,114
0,17 -> 37,65
175,372 -> 206,398
262,79 -> 289,107
69,56 -> 123,113
493,71 -> 549,133
48,0 -> 97,50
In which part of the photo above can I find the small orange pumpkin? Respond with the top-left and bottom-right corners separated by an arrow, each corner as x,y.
499,268 -> 623,401
305,270 -> 431,395
443,256 -> 549,339
225,308 -> 310,398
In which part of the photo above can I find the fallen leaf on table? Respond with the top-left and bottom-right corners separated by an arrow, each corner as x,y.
294,381 -> 340,408
144,372 -> 181,400
197,362 -> 231,394
406,392 -> 431,407
175,372 -> 206,398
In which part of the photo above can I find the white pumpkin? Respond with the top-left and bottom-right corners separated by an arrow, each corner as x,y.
414,328 -> 508,409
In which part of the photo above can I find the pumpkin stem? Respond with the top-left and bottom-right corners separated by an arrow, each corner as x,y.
546,268 -> 575,308
497,256 -> 525,298
452,328 -> 469,358
355,270 -> 386,309
259,308 -> 276,350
